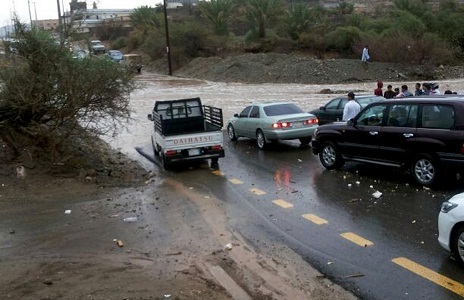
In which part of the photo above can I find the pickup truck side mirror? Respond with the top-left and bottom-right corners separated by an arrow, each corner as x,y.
348,118 -> 355,126
320,106 -> 326,110
234,113 -> 239,117
147,114 -> 152,121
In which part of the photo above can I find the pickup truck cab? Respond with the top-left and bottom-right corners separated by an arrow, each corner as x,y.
147,97 -> 225,169
90,40 -> 106,54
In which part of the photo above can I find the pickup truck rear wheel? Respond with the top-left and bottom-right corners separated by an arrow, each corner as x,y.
319,141 -> 344,170
151,136 -> 159,156
256,130 -> 267,150
161,154 -> 171,170
228,124 -> 238,141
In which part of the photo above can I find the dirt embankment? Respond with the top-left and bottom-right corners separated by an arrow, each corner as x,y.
173,53 -> 464,85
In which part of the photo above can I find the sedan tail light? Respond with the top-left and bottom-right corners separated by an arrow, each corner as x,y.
305,118 -> 318,125
271,122 -> 291,128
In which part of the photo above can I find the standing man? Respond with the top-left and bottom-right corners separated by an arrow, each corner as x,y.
343,92 -> 361,121
374,81 -> 383,96
414,83 -> 423,96
395,85 -> 413,98
361,45 -> 370,65
384,85 -> 396,99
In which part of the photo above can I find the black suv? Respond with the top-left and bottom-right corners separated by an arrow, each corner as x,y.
311,96 -> 464,187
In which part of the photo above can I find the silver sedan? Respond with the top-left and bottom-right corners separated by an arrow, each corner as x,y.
227,102 -> 318,149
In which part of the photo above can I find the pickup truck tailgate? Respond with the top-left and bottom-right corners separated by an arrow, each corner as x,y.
164,131 -> 223,150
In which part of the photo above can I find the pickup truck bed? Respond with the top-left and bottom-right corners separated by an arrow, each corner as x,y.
148,97 -> 225,168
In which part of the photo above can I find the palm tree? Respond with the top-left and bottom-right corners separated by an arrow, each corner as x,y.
238,0 -> 285,39
130,6 -> 160,36
197,0 -> 234,36
286,3 -> 312,40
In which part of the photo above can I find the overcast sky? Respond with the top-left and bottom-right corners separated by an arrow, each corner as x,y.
1,0 -> 162,26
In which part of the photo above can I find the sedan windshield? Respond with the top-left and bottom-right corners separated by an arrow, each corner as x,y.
264,103 -> 303,116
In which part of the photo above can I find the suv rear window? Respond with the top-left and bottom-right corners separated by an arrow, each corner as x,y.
421,104 -> 455,129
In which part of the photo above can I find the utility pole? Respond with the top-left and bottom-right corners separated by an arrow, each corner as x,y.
56,0 -> 63,42
33,2 -> 37,22
27,0 -> 33,28
163,0 -> 172,76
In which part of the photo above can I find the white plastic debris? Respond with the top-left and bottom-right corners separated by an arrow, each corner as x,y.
64,210 -> 72,214
16,166 -> 26,179
356,181 -> 361,185
123,217 -> 138,222
412,220 -> 416,223
347,184 -> 352,187
370,185 -> 374,189
164,295 -> 171,298
224,243 -> 233,250
298,159 -> 303,162
327,261 -> 333,265
372,191 -> 382,199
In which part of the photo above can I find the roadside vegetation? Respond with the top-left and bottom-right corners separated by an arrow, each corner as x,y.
104,0 -> 464,72
0,23 -> 137,166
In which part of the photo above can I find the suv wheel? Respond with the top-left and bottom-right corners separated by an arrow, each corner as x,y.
411,154 -> 439,187
451,225 -> 464,266
319,141 -> 344,170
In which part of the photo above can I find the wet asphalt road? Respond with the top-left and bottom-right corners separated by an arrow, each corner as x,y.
119,72 -> 464,299
138,134 -> 464,300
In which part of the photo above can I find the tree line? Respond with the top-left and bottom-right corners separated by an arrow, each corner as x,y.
113,0 -> 464,71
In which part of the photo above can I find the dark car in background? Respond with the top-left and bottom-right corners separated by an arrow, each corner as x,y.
311,97 -> 464,187
309,95 -> 385,125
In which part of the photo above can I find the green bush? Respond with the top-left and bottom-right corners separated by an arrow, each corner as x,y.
111,37 -> 128,50
325,26 -> 363,52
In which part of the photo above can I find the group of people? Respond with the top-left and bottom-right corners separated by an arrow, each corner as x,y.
373,81 -> 455,99
342,80 -> 459,122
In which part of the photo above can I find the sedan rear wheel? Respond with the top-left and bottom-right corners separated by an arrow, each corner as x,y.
319,141 -> 343,170
411,154 -> 439,187
451,225 -> 464,266
256,130 -> 267,150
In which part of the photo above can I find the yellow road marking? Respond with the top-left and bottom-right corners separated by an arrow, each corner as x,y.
340,232 -> 373,247
228,178 -> 243,185
272,199 -> 294,208
392,257 -> 464,297
211,170 -> 224,176
302,214 -> 328,225
249,188 -> 266,196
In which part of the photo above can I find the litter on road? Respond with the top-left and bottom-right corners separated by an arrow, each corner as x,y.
372,191 -> 382,199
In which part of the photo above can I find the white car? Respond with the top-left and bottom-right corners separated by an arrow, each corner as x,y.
438,192 -> 464,266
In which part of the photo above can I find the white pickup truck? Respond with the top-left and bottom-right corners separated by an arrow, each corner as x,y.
147,97 -> 225,169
